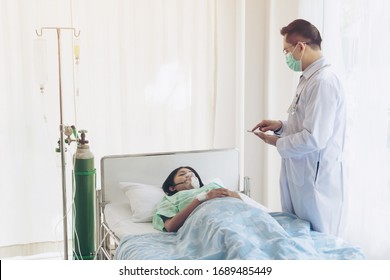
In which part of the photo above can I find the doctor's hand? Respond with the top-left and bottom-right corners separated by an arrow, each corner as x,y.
253,131 -> 279,146
251,120 -> 282,133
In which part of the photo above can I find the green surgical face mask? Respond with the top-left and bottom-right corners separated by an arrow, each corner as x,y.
285,45 -> 303,72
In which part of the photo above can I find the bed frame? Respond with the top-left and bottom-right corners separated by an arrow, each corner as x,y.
95,148 -> 250,259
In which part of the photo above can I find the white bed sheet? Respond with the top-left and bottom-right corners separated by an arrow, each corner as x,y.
104,203 -> 159,239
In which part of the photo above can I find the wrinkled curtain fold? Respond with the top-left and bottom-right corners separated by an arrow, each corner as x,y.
335,0 -> 390,259
299,0 -> 390,259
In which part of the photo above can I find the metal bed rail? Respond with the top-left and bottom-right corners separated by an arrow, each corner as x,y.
95,189 -> 120,260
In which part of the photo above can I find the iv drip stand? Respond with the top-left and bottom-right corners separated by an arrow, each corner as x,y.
35,27 -> 80,260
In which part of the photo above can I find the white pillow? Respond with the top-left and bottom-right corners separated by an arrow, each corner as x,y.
119,182 -> 165,223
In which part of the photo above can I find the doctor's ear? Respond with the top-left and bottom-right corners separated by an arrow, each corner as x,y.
169,186 -> 176,192
299,42 -> 308,50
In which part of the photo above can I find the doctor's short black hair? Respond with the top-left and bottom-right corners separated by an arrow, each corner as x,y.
162,166 -> 204,196
280,19 -> 322,49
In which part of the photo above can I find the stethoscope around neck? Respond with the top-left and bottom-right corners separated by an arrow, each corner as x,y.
287,64 -> 330,115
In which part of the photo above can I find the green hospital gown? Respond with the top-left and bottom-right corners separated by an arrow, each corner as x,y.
152,183 -> 222,231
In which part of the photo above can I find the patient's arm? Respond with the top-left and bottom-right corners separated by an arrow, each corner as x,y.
164,188 -> 241,232
164,199 -> 201,232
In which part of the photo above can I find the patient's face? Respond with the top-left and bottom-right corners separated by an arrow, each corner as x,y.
173,168 -> 195,192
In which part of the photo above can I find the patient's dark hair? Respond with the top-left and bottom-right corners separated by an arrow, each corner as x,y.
162,166 -> 204,196
280,19 -> 322,49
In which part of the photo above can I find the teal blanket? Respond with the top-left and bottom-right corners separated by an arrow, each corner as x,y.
115,198 -> 365,259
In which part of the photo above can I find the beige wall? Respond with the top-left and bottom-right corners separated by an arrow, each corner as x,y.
238,0 -> 300,210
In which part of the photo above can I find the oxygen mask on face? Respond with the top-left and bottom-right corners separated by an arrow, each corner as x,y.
176,171 -> 200,189
190,174 -> 200,189
184,171 -> 200,188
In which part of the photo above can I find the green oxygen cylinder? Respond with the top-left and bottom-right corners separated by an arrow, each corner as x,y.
73,130 -> 96,260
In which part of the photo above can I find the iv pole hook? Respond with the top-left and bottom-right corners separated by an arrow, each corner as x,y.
35,27 -> 80,38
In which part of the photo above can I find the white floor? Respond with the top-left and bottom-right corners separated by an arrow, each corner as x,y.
3,251 -> 72,260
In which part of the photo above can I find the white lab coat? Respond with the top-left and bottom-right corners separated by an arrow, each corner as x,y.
276,58 -> 345,236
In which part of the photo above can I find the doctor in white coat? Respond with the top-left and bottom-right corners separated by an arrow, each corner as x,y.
252,19 -> 346,236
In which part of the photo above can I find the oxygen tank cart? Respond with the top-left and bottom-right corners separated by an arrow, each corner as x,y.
73,130 -> 96,260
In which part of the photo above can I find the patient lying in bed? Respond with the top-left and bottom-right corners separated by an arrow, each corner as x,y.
115,166 -> 365,260
153,166 -> 241,232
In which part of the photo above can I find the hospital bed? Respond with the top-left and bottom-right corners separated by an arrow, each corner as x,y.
96,148 -> 365,260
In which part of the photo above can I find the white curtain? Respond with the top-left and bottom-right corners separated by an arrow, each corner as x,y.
72,0 -> 218,155
0,0 -> 238,256
299,0 -> 390,259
